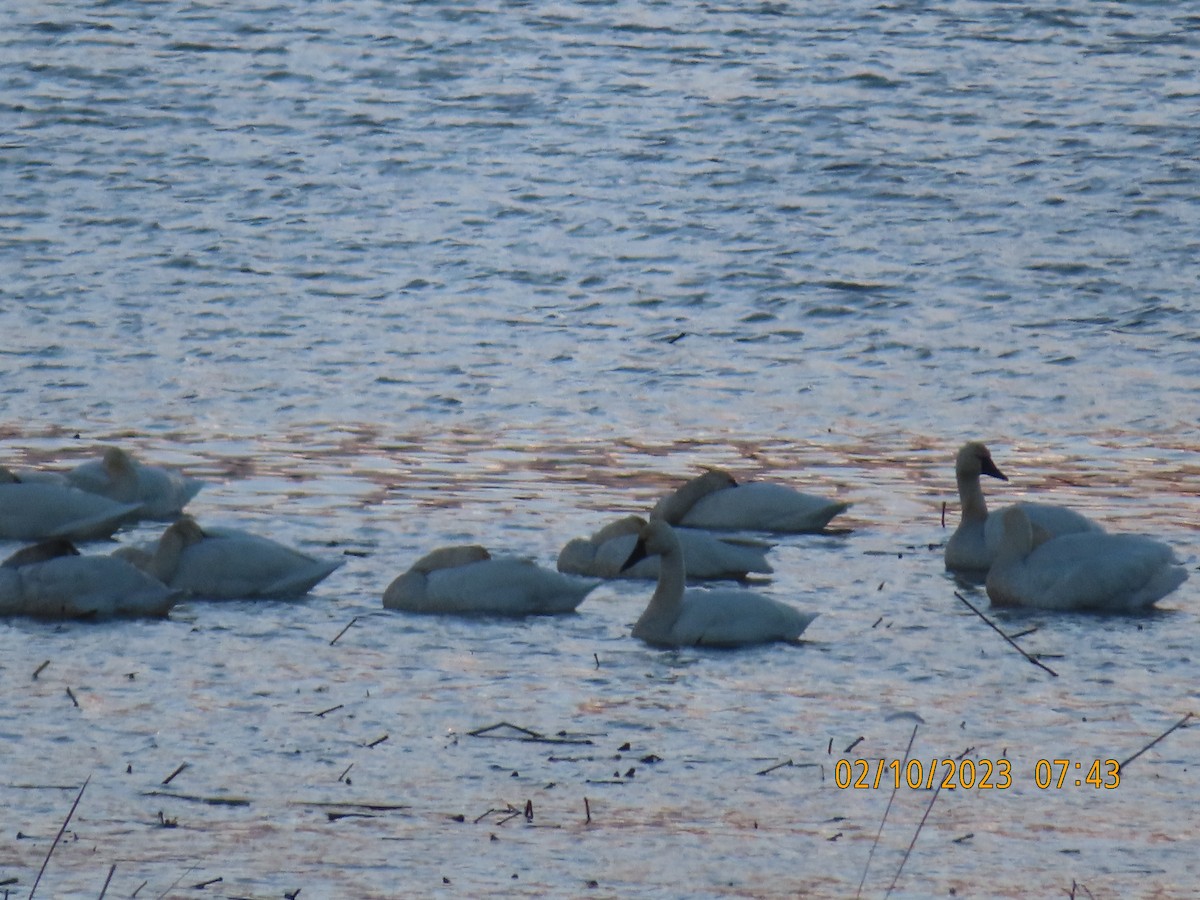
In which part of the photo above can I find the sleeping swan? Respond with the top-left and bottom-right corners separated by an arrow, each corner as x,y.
944,442 -> 1103,575
622,518 -> 817,648
116,515 -> 343,600
67,447 -> 204,519
383,545 -> 599,616
0,467 -> 142,541
986,506 -> 1187,612
0,539 -> 177,620
651,468 -> 848,534
557,514 -> 774,580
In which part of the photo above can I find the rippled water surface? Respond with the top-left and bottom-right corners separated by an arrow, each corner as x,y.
2,1 -> 1198,897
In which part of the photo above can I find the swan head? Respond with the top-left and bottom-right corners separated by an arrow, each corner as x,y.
620,517 -> 682,572
164,515 -> 207,548
102,446 -> 137,477
2,538 -> 81,569
956,442 -> 1007,482
410,544 -> 491,574
591,515 -> 646,542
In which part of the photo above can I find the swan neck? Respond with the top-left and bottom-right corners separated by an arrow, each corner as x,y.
638,538 -> 686,631
957,470 -> 989,523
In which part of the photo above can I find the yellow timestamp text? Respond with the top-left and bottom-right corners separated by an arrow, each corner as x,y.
834,758 -> 1120,790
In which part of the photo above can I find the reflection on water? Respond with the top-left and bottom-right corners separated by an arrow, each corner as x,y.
3,0 -> 1199,894
0,431 -> 1195,897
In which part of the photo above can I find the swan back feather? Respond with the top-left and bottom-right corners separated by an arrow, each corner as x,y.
0,474 -> 143,541
384,547 -> 599,616
0,550 -> 177,619
986,506 -> 1187,612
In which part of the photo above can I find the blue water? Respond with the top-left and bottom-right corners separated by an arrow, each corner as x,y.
1,2 -> 1197,897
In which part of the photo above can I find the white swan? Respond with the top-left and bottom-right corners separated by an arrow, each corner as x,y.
116,515 -> 343,600
651,468 -> 849,533
622,518 -> 817,648
986,507 -> 1187,612
0,539 -> 178,619
944,442 -> 1103,574
67,447 -> 204,519
0,467 -> 142,541
558,514 -> 774,580
383,544 -> 599,616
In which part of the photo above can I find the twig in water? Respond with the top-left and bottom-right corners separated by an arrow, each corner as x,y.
161,763 -> 188,786
584,797 -> 591,824
98,862 -> 116,899
594,653 -> 600,669
33,659 -> 50,679
756,759 -> 794,776
337,763 -> 354,783
329,616 -> 359,646
315,704 -> 344,718
65,686 -> 79,707
468,721 -> 594,745
884,772 -> 945,898
1119,712 -> 1194,771
29,774 -> 90,900
954,592 -> 1058,677
366,734 -> 389,748
941,502 -> 946,528
856,723 -> 919,900
844,736 -> 864,754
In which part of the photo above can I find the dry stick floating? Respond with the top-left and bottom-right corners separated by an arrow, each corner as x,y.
98,863 -> 117,899
329,616 -> 359,646
366,734 -> 389,748
756,759 -> 793,776
584,797 -> 591,824
315,704 -> 344,718
856,722 -> 919,900
33,659 -> 50,679
1118,712 -> 1194,771
161,763 -> 188,786
884,773 -> 945,898
468,721 -> 595,745
28,774 -> 90,900
65,686 -> 79,707
338,763 -> 354,783
954,592 -> 1058,677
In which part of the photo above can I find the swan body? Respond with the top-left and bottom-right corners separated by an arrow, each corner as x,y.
384,544 -> 599,616
557,515 -> 774,580
652,469 -> 848,533
0,468 -> 142,541
944,442 -> 1103,574
986,507 -> 1187,612
117,516 -> 342,600
623,518 -> 817,648
0,540 -> 177,619
67,447 -> 204,519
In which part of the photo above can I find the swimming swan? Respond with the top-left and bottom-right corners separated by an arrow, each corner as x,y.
383,544 -> 600,616
116,515 -> 343,600
557,514 -> 774,580
622,518 -> 817,648
651,469 -> 849,533
944,442 -> 1103,574
67,447 -> 204,519
986,506 -> 1187,612
0,539 -> 177,619
0,467 -> 143,541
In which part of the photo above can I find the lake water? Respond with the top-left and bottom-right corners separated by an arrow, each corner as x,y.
1,1 -> 1198,897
